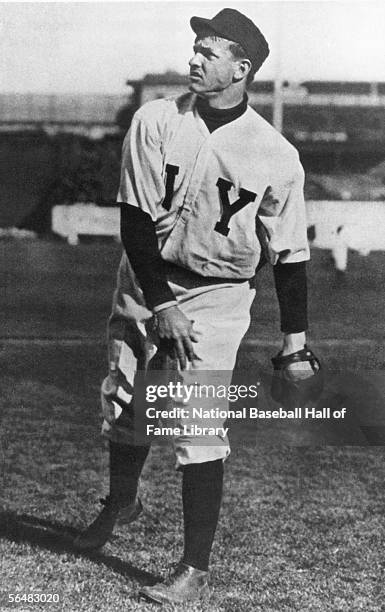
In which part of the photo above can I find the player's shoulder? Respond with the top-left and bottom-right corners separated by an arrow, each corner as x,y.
132,92 -> 194,129
245,105 -> 300,161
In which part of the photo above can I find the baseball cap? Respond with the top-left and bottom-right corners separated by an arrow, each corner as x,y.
190,8 -> 269,72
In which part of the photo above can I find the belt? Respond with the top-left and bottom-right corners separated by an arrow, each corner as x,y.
163,260 -> 252,289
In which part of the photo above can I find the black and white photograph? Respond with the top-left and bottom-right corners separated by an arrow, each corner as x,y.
0,1 -> 384,610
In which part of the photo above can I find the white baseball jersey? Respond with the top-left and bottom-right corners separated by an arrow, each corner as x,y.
118,92 -> 310,279
103,92 -> 309,464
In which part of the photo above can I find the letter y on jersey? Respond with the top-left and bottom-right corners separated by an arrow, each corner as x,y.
214,178 -> 256,236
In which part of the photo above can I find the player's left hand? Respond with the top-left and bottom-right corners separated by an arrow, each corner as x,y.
155,305 -> 199,370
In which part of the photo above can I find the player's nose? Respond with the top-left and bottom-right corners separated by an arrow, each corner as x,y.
189,53 -> 202,69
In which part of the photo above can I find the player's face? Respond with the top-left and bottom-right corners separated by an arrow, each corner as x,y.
188,36 -> 238,97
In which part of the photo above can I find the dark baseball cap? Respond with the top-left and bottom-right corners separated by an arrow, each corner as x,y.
190,8 -> 269,72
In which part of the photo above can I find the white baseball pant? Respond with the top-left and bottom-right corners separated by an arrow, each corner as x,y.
101,255 -> 255,468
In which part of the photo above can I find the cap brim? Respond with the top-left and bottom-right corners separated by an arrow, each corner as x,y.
190,16 -> 218,36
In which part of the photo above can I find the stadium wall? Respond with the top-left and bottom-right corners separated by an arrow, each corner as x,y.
50,201 -> 385,252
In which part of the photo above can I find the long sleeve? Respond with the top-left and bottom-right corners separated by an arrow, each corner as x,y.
120,204 -> 176,310
256,155 -> 309,333
273,261 -> 308,333
118,111 -> 176,311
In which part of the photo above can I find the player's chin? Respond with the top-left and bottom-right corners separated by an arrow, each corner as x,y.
188,79 -> 205,94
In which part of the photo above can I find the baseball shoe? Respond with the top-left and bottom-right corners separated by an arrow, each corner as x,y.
73,495 -> 142,551
139,562 -> 209,605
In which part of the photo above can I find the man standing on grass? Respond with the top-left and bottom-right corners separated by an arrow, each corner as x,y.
75,8 -> 317,605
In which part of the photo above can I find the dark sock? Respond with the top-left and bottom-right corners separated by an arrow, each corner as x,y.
109,441 -> 150,507
182,459 -> 224,571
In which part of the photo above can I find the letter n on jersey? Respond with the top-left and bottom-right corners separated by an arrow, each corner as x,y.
214,178 -> 256,236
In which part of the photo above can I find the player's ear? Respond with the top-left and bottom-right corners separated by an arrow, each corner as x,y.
233,58 -> 252,83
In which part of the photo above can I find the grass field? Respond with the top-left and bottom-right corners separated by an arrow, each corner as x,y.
0,240 -> 384,611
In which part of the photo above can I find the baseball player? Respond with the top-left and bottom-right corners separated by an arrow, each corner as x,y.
75,8 -> 320,605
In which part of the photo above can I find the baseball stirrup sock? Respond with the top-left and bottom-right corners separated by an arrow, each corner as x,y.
182,459 -> 224,571
109,441 -> 150,507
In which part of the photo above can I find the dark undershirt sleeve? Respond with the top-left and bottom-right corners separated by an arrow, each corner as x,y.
273,261 -> 308,333
120,204 -> 176,310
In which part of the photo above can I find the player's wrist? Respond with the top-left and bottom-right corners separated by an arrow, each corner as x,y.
281,331 -> 306,355
152,300 -> 178,314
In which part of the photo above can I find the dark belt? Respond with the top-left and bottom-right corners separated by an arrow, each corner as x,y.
163,260 -> 252,290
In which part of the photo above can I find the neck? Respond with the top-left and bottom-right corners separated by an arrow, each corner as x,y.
198,87 -> 246,110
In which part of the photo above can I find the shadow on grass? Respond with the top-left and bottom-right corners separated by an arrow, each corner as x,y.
0,509 -> 161,586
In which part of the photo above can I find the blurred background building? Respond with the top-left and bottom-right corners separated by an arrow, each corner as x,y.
1,74 -> 385,234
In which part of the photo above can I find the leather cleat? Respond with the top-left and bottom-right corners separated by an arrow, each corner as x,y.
73,495 -> 142,551
139,562 -> 210,605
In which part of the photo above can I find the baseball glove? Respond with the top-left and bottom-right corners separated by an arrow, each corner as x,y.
271,345 -> 323,408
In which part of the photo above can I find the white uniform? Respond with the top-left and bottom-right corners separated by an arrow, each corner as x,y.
101,93 -> 310,468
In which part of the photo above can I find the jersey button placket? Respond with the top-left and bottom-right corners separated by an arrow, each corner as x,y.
180,141 -> 212,224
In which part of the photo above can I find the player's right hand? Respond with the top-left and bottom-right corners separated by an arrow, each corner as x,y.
155,305 -> 199,370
